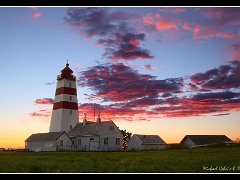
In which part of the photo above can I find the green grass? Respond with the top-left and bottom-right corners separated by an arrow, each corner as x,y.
0,146 -> 240,173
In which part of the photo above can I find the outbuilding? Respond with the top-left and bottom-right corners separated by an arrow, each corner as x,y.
180,135 -> 233,148
128,134 -> 167,151
25,131 -> 71,152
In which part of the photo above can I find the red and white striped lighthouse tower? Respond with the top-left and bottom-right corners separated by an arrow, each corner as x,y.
49,62 -> 79,133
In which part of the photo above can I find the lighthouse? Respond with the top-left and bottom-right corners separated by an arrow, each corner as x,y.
49,62 -> 79,133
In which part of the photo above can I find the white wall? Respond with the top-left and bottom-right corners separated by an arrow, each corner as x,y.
128,135 -> 142,151
98,122 -> 123,151
26,133 -> 72,152
54,94 -> 78,103
26,141 -> 57,152
57,79 -> 76,89
142,144 -> 167,150
56,132 -> 72,151
181,137 -> 197,148
49,109 -> 79,133
72,136 -> 100,151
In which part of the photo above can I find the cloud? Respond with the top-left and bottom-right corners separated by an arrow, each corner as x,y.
30,7 -> 42,19
192,24 -> 233,39
232,41 -> 240,60
202,8 -> 240,26
64,8 -> 130,37
191,91 -> 240,101
232,41 -> 240,50
186,8 -> 240,40
160,8 -> 187,14
32,12 -> 42,18
212,113 -> 231,116
99,33 -> 154,60
153,91 -> 240,118
78,63 -> 183,102
65,8 -> 153,61
142,13 -> 179,31
44,81 -> 55,85
29,109 -> 52,117
34,98 -> 54,105
75,60 -> 240,119
142,64 -> 159,71
182,23 -> 192,30
190,61 -> 240,90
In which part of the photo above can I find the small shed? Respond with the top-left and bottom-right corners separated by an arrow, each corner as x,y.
25,131 -> 72,152
180,135 -> 233,148
128,134 -> 167,151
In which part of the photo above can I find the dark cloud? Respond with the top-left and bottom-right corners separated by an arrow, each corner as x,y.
153,92 -> 240,118
232,41 -> 240,51
65,8 -> 153,60
78,63 -> 183,102
212,113 -> 231,116
192,91 -> 240,102
190,61 -> 240,90
64,8 -> 130,37
75,61 -> 240,119
99,33 -> 154,60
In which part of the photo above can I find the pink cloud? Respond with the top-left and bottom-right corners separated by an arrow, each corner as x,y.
193,25 -> 233,39
32,12 -> 42,18
34,98 -> 54,105
142,13 -> 178,31
30,7 -> 42,19
156,20 -> 177,31
143,64 -> 159,71
182,23 -> 192,30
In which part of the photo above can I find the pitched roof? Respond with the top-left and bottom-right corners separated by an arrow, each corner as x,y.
180,135 -> 233,145
134,134 -> 166,144
25,132 -> 65,142
68,121 -> 123,137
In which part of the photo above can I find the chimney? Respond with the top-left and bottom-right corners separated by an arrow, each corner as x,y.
83,113 -> 87,126
96,111 -> 101,123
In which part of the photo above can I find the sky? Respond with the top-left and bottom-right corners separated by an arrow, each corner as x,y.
0,7 -> 240,148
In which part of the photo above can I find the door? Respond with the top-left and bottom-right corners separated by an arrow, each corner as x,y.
89,141 -> 95,151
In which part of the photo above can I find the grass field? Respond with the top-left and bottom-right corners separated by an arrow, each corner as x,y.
0,146 -> 240,173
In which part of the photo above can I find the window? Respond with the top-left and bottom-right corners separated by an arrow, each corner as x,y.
116,138 -> 120,145
110,126 -> 114,131
69,83 -> 72,87
60,140 -> 63,146
70,96 -> 72,101
90,138 -> 94,141
70,110 -> 72,115
104,138 -> 108,145
70,125 -> 72,129
78,139 -> 81,145
72,141 -> 74,145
